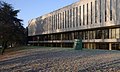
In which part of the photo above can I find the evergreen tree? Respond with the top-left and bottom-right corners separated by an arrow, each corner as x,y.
0,1 -> 25,54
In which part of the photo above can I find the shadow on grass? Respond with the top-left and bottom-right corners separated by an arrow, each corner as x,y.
1,46 -> 74,55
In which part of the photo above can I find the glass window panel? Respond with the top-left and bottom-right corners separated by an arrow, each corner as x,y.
93,31 -> 95,39
95,0 -> 97,23
83,5 -> 85,25
119,28 -> 120,38
110,0 -> 112,21
83,32 -> 85,40
60,13 -> 61,29
79,6 -> 81,26
95,30 -> 102,39
105,0 -> 107,22
79,32 -> 83,39
68,10 -> 69,28
85,31 -> 88,39
57,13 -> 59,29
76,7 -> 78,27
112,29 -> 116,39
88,31 -> 90,39
73,8 -> 75,27
56,15 -> 57,29
54,15 -> 56,29
65,11 -> 67,28
100,0 -> 101,23
104,29 -> 109,39
87,3 -> 88,25
63,12 -> 64,29
70,9 -> 72,28
109,29 -> 111,39
116,28 -> 119,39
89,31 -> 93,39
91,2 -> 92,24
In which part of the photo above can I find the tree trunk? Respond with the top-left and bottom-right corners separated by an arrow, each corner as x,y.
10,42 -> 12,48
1,41 -> 8,55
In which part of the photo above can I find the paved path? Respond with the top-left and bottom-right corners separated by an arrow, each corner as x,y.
0,48 -> 120,72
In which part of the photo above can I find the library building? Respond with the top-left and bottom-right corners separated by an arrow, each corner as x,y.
28,0 -> 120,50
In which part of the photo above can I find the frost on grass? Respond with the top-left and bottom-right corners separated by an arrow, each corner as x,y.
0,47 -> 120,72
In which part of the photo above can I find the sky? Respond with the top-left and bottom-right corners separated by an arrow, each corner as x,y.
1,0 -> 79,28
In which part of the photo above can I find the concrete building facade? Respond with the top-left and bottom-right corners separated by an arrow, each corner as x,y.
28,0 -> 120,50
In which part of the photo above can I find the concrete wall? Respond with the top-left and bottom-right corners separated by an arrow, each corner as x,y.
28,0 -> 120,36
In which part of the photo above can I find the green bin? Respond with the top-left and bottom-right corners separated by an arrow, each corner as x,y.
74,39 -> 82,50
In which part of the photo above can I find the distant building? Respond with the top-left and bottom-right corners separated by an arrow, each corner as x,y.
28,0 -> 120,50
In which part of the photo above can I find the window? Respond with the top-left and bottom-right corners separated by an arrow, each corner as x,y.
70,9 -> 72,28
79,6 -> 81,26
76,7 -> 78,27
52,15 -> 53,30
112,43 -> 120,50
54,15 -> 56,29
48,17 -> 51,30
63,12 -> 64,29
58,13 -> 59,29
48,17 -> 50,27
116,0 -> 118,21
50,16 -> 52,30
105,0 -> 107,22
95,0 -> 97,23
111,29 -> 116,39
109,29 -> 112,39
116,28 -> 119,39
100,0 -> 101,23
56,14 -> 57,29
95,30 -> 102,39
89,31 -> 94,39
60,13 -> 61,29
104,29 -> 109,39
89,31 -> 93,39
91,2 -> 92,24
73,8 -> 75,27
87,3 -> 88,25
74,32 -> 78,39
119,28 -> 120,38
83,5 -> 85,25
47,18 -> 48,28
110,0 -> 112,21
93,31 -> 95,39
79,32 -> 83,39
83,32 -> 85,40
85,31 -> 88,39
68,10 -> 69,28
65,11 -> 67,28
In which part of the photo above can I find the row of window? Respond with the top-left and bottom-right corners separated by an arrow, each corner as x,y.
83,43 -> 109,49
30,27 -> 120,41
29,42 -> 120,50
83,43 -> 120,50
43,0 -> 113,30
83,28 -> 120,40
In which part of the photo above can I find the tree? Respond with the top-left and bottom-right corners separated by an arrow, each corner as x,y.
0,1 -> 25,54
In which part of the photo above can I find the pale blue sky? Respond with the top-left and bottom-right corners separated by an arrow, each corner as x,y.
2,0 -> 79,28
